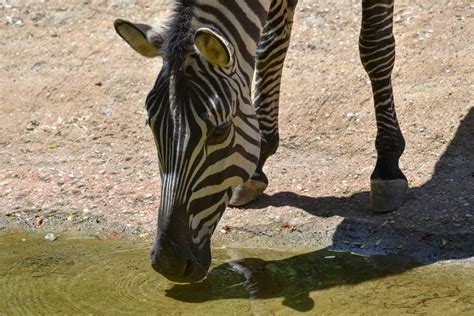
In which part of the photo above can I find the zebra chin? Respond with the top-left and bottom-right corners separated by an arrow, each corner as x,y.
150,233 -> 211,283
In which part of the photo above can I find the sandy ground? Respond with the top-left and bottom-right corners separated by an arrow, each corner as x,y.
1,1 -> 473,263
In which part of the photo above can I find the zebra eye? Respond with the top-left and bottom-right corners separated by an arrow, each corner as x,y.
206,122 -> 231,146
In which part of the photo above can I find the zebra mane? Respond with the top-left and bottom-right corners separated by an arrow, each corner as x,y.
162,0 -> 196,71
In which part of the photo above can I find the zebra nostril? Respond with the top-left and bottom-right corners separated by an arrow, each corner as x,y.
150,247 -> 156,258
183,259 -> 194,278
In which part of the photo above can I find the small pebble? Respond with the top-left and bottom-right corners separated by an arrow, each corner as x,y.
44,233 -> 56,241
26,120 -> 40,131
102,107 -> 113,117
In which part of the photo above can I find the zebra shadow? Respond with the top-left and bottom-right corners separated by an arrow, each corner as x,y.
165,108 -> 473,311
250,107 -> 474,264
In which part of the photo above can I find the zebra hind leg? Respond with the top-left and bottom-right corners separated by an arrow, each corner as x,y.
230,0 -> 298,206
360,0 -> 408,212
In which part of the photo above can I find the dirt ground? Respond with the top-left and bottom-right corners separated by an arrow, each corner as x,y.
1,1 -> 473,263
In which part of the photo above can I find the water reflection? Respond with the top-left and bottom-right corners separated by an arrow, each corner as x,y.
167,249 -> 420,312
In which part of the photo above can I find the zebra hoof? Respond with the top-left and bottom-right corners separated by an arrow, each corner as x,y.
370,179 -> 408,213
229,179 -> 268,207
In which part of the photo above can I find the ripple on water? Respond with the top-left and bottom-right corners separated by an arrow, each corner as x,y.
0,233 -> 473,315
0,234 -> 252,314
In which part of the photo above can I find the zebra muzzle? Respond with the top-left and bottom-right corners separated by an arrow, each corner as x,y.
150,234 -> 211,283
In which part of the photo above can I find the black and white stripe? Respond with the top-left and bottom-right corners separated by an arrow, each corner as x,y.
145,0 -> 272,247
143,0 -> 406,247
359,0 -> 406,181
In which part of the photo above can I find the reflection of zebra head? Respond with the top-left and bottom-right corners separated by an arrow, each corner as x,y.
115,1 -> 269,282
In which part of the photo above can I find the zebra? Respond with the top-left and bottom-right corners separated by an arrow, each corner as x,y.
114,0 -> 407,283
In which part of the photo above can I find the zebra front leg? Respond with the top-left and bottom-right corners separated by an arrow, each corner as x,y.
360,0 -> 408,212
230,0 -> 298,206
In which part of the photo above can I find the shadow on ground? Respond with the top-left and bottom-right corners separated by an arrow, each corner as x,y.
256,108 -> 473,263
166,109 -> 473,311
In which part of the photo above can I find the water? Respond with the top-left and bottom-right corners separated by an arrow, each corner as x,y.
1,233 -> 473,315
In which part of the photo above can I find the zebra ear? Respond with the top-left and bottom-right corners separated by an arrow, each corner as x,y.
114,19 -> 164,58
194,28 -> 234,66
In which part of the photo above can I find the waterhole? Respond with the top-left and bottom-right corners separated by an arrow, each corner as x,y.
1,233 -> 473,314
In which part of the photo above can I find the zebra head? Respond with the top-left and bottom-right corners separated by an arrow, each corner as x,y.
114,3 -> 264,282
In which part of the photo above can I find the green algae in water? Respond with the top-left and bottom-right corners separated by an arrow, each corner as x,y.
0,233 -> 473,315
